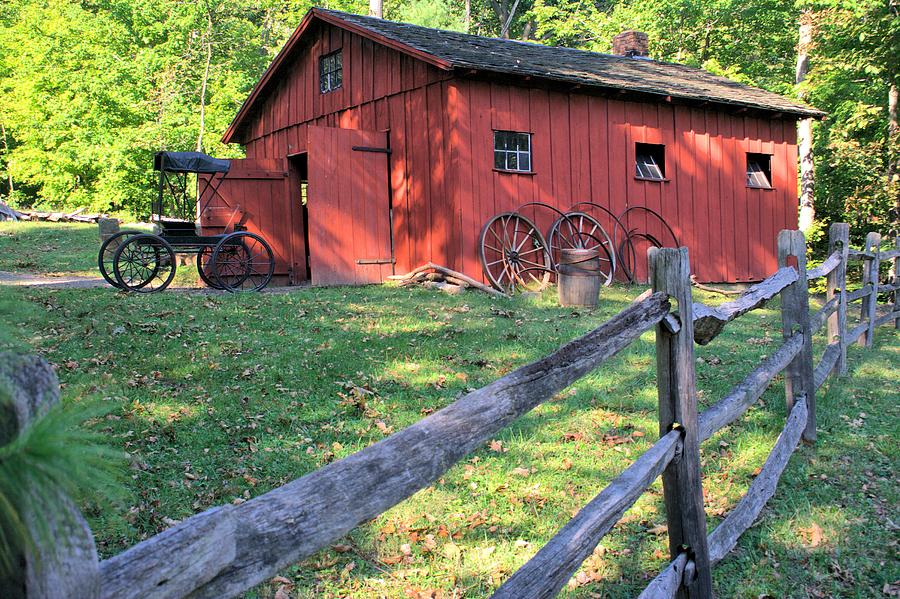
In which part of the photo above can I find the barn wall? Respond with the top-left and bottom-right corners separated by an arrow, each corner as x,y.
236,21 -> 798,284
446,79 -> 799,282
237,22 -> 457,275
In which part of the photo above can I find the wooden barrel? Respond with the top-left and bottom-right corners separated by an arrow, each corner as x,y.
558,248 -> 603,307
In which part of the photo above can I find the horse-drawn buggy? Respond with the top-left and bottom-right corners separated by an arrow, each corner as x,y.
98,151 -> 275,293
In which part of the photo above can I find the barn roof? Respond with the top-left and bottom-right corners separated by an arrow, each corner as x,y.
224,8 -> 823,143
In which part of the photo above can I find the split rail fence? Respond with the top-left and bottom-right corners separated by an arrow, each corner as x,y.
5,224 -> 898,599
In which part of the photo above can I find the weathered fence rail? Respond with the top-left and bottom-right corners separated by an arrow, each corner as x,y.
6,224 -> 898,599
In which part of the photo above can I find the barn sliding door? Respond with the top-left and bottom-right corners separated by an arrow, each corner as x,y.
307,126 -> 392,286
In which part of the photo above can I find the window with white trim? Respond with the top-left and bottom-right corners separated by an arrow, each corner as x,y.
493,131 -> 532,172
319,50 -> 342,94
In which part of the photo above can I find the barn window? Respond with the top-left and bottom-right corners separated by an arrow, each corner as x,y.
493,131 -> 532,172
746,152 -> 773,188
319,50 -> 342,94
635,143 -> 666,180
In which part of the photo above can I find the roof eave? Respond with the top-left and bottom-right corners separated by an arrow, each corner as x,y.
453,67 -> 826,121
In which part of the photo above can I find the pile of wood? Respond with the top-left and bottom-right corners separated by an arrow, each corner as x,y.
388,262 -> 507,298
0,203 -> 107,223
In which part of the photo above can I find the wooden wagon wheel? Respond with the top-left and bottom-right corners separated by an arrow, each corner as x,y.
112,233 -> 177,293
97,230 -> 144,289
196,245 -> 224,289
479,212 -> 552,293
211,232 -> 275,292
546,212 -> 616,286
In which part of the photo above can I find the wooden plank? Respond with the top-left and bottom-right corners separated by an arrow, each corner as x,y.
807,250 -> 842,280
637,553 -> 690,599
708,396 -> 808,565
859,232 -> 881,347
848,285 -> 873,302
649,247 -> 713,599
692,267 -> 799,345
813,342 -> 840,390
778,229 -> 815,443
848,248 -> 875,260
880,247 -> 900,261
179,294 -> 671,598
491,430 -> 681,599
811,295 -> 839,334
826,223 -> 850,375
847,321 -> 868,345
99,507 -> 236,599
875,310 -> 900,327
697,333 -> 803,442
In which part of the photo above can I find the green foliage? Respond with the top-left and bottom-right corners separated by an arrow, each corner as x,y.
0,0 -> 897,239
0,383 -> 123,577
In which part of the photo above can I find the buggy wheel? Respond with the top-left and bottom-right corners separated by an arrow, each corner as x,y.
211,232 -> 275,292
479,212 -> 552,293
196,245 -> 224,289
547,212 -> 616,286
98,230 -> 143,288
112,234 -> 176,293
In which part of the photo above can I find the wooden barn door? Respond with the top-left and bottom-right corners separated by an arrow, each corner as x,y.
307,126 -> 392,286
199,158 -> 306,284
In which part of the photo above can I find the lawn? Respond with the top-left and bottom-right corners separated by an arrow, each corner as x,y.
0,222 -> 897,598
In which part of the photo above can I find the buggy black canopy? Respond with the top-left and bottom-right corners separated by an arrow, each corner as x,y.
154,151 -> 231,174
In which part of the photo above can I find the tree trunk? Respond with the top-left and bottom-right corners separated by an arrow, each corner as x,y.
0,122 -> 12,197
197,13 -> 213,153
796,11 -> 815,233
888,81 -> 899,236
369,0 -> 383,19
465,0 -> 471,33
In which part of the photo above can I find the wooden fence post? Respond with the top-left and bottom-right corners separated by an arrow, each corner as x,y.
777,230 -> 816,443
649,247 -> 713,599
826,223 -> 850,375
859,232 -> 881,347
0,353 -> 100,599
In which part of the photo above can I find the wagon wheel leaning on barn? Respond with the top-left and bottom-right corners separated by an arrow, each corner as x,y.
569,202 -> 630,279
615,206 -> 681,284
546,212 -> 616,286
210,231 -> 275,292
111,233 -> 177,293
97,229 -> 145,289
479,212 -> 552,293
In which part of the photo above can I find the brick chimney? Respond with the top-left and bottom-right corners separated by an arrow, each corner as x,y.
612,30 -> 649,57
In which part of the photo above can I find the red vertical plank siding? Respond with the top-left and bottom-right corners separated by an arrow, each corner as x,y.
706,113 -> 725,281
426,83 -> 447,266
569,94 -> 591,207
388,93 -> 411,273
449,80 -> 476,276
548,91 -> 572,209
529,88 -> 553,208
607,100 -> 628,236
587,96 -> 610,207
673,106 -> 695,272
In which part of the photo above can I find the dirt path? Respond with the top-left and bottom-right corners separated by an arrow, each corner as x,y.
0,270 -> 106,289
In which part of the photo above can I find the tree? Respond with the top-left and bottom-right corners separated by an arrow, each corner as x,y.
797,9 -> 815,233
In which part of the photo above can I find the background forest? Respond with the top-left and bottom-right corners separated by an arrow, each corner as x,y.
0,0 -> 897,246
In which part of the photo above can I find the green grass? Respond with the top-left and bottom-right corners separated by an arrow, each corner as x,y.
0,222 -> 896,598
0,221 -> 103,276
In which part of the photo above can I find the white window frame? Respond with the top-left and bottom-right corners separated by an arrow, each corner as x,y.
493,131 -> 532,173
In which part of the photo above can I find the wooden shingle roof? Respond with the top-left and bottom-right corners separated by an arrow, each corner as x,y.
224,9 -> 822,143
328,10 -> 822,118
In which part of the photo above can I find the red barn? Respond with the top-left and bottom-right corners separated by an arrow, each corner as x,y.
207,8 -> 822,286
